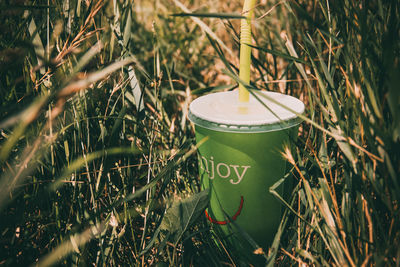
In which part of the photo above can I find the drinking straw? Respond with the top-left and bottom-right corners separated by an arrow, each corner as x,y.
239,0 -> 257,102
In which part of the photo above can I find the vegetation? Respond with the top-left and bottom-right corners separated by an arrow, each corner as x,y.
0,0 -> 399,266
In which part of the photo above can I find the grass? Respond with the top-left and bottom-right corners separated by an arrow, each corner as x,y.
0,0 -> 399,266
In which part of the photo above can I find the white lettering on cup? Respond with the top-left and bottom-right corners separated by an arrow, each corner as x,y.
201,156 -> 208,173
199,157 -> 204,170
200,156 -> 251,184
217,163 -> 230,178
209,157 -> 215,179
230,165 -> 251,185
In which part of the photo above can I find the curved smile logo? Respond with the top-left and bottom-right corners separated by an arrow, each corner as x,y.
205,196 -> 244,225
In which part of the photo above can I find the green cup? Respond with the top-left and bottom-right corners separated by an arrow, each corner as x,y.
188,90 -> 304,249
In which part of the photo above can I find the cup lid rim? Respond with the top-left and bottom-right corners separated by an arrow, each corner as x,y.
188,90 -> 305,133
188,112 -> 303,133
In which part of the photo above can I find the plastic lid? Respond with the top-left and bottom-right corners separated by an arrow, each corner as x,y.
188,90 -> 305,133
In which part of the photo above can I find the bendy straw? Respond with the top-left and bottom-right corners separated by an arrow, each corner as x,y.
239,0 -> 257,102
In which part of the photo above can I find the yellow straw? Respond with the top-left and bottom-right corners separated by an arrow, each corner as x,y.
239,0 -> 257,102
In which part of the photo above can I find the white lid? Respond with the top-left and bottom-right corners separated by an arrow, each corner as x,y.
189,90 -> 304,132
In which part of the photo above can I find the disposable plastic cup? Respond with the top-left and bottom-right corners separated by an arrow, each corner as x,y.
188,90 -> 305,248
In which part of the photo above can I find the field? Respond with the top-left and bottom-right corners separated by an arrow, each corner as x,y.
0,0 -> 399,266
